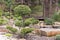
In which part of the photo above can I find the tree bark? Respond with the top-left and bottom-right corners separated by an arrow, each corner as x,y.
21,0 -> 24,4
43,0 -> 58,18
43,0 -> 50,18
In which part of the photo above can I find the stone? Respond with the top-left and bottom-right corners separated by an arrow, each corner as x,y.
26,34 -> 55,40
32,29 -> 41,36
19,38 -> 26,40
40,28 -> 60,36
44,25 -> 52,28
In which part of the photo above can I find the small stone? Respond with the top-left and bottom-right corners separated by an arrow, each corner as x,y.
19,38 -> 26,40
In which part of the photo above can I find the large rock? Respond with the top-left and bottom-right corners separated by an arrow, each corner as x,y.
26,34 -> 55,40
53,22 -> 60,28
32,28 -> 60,37
40,28 -> 60,37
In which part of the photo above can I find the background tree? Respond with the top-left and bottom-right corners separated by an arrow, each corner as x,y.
4,0 -> 15,12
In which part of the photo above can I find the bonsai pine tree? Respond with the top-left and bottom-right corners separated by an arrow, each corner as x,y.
14,5 -> 32,27
14,5 -> 31,18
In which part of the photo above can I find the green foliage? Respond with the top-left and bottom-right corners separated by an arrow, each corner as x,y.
6,25 -> 17,33
0,17 -> 8,25
31,19 -> 39,24
52,12 -> 60,22
14,5 -> 31,16
24,19 -> 31,26
4,0 -> 15,8
5,33 -> 12,37
24,18 -> 39,26
44,18 -> 54,25
32,5 -> 43,12
11,28 -> 17,33
6,25 -> 12,30
0,9 -> 3,16
58,0 -> 60,7
3,12 -> 12,19
56,35 -> 60,40
32,5 -> 43,16
17,16 -> 22,20
20,28 -> 34,37
6,16 -> 11,19
15,20 -> 23,27
4,12 -> 10,16
13,16 -> 22,20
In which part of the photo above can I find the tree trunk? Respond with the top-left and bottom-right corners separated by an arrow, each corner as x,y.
43,0 -> 50,18
21,0 -> 24,4
43,0 -> 58,18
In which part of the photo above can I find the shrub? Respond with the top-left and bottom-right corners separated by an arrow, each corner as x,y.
31,19 -> 39,24
3,12 -> 12,19
20,28 -> 34,37
14,5 -> 31,16
6,25 -> 17,33
24,19 -> 31,26
6,16 -> 11,19
56,35 -> 60,40
24,18 -> 39,26
3,20 -> 8,25
0,20 -> 3,25
44,18 -> 54,25
4,12 -> 10,16
15,20 -> 23,27
0,9 -> 3,16
10,28 -> 17,33
17,16 -> 22,20
5,33 -> 12,37
0,18 -> 8,25
52,12 -> 60,22
13,16 -> 22,20
6,25 -> 12,30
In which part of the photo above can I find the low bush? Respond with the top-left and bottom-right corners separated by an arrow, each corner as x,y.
56,35 -> 60,40
3,12 -> 11,19
14,5 -> 31,17
4,12 -> 10,16
0,18 -> 8,25
0,9 -> 3,16
24,18 -> 39,26
6,25 -> 12,30
24,19 -> 31,26
11,28 -> 17,33
6,25 -> 17,33
6,16 -> 11,19
15,20 -> 23,27
17,16 -> 22,20
44,18 -> 54,25
20,28 -> 34,37
5,33 -> 12,37
13,16 -> 22,20
52,12 -> 60,22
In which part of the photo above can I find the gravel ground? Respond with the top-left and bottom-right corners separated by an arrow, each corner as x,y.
26,35 -> 56,40
0,35 -> 26,40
